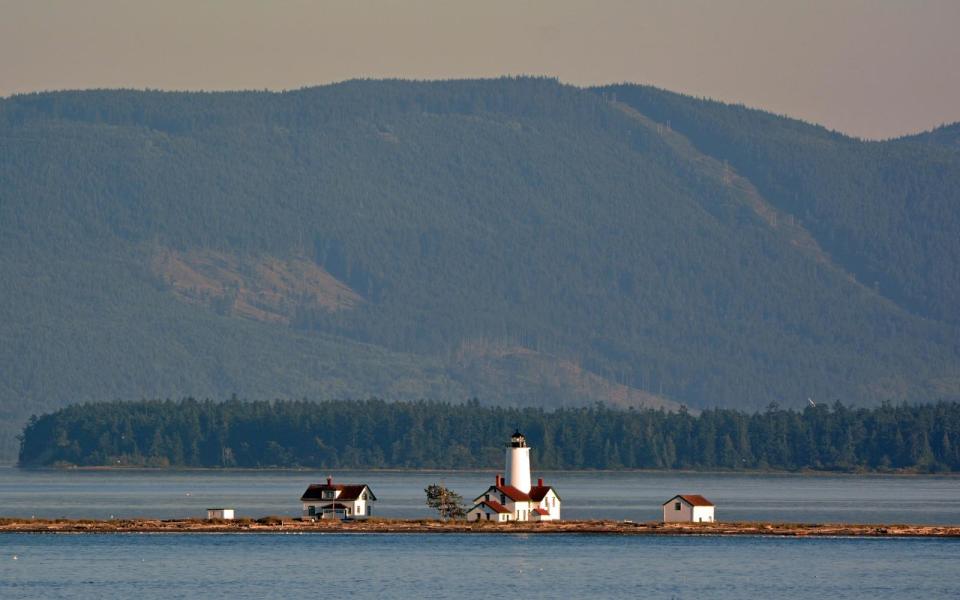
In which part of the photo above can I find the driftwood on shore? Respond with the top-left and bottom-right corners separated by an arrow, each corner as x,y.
1,518 -> 958,537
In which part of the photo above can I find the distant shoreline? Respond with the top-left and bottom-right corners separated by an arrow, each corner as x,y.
2,518 -> 958,537
6,464 -> 957,478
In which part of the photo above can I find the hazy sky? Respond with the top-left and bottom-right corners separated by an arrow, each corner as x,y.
2,0 -> 958,139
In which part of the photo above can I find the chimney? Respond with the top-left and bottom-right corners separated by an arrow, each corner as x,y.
538,478 -> 543,487
326,475 -> 332,486
495,474 -> 502,486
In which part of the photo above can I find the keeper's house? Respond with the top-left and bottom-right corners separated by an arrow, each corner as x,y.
300,476 -> 377,520
662,494 -> 715,523
467,474 -> 561,522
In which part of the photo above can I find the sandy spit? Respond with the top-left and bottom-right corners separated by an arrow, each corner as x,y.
1,518 -> 958,537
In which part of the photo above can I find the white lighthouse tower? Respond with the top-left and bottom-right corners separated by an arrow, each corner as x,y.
467,430 -> 562,522
505,429 -> 532,494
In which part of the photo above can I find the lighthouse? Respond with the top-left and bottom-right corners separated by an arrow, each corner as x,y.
505,429 -> 532,493
467,430 -> 562,522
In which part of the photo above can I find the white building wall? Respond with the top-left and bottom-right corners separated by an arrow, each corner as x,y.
512,501 -> 534,522
692,506 -> 714,522
353,498 -> 367,517
537,490 -> 561,520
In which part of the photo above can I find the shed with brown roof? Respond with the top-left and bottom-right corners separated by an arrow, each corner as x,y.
662,494 -> 716,523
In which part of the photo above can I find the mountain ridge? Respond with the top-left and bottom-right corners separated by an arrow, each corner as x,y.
1,78 -> 958,461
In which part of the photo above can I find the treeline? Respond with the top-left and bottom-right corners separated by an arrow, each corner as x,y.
18,398 -> 960,472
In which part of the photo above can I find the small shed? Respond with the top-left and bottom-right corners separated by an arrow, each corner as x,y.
207,508 -> 235,520
662,494 -> 715,523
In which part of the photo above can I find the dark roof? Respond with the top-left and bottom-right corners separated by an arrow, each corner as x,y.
471,500 -> 511,514
662,494 -> 714,507
317,503 -> 351,510
532,507 -> 550,516
301,483 -> 376,502
528,485 -> 561,502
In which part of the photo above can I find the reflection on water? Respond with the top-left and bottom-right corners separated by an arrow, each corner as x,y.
1,466 -> 958,524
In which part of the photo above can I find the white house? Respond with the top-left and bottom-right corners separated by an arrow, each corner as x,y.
300,476 -> 377,519
662,494 -> 715,523
206,508 -> 234,520
468,473 -> 534,522
467,431 -> 561,522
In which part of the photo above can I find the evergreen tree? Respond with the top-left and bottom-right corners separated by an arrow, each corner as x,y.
425,484 -> 466,520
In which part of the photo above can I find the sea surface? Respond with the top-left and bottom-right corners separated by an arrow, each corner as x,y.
1,533 -> 958,599
2,468 -> 959,598
1,467 -> 958,523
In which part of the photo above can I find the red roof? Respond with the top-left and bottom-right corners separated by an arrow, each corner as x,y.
496,484 -> 531,502
474,500 -> 511,514
532,507 -> 550,516
301,483 -> 375,502
474,484 -> 532,503
663,494 -> 714,507
528,485 -> 560,502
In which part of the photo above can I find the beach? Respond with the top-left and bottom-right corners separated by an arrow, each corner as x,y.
3,517 -> 958,537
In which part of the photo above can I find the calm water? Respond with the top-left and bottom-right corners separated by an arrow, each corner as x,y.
2,469 -> 959,598
1,533 -> 958,599
1,467 -> 959,524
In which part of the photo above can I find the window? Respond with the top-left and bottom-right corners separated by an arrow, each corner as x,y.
322,490 -> 335,499
367,506 -> 371,516
362,492 -> 368,500
308,505 -> 316,516
675,502 -> 682,511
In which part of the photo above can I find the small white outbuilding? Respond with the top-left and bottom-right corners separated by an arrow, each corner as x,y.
206,508 -> 235,520
662,494 -> 715,523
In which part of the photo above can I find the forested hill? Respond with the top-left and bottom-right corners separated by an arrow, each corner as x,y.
2,78 -> 960,461
902,123 -> 960,150
18,399 -> 960,473
595,84 -> 960,324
